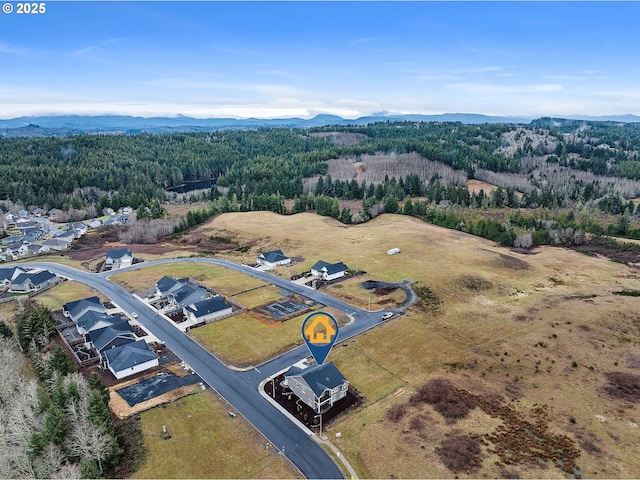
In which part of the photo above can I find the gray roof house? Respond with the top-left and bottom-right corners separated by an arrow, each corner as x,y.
76,311 -> 120,335
0,266 -> 26,286
102,340 -> 159,380
183,296 -> 233,324
283,362 -> 349,413
27,244 -> 51,255
257,249 -> 291,268
105,248 -> 133,270
310,260 -> 349,281
42,238 -> 71,251
170,284 -> 209,309
10,270 -> 59,292
2,234 -> 24,246
87,319 -> 136,353
156,276 -> 188,297
63,296 -> 105,320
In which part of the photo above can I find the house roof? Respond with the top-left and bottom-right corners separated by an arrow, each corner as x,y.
103,340 -> 157,372
156,275 -> 184,294
259,249 -> 289,263
285,362 -> 347,397
311,260 -> 349,275
184,296 -> 231,318
12,270 -> 57,287
64,296 -> 104,318
0,266 -> 25,282
172,284 -> 208,305
42,238 -> 70,247
77,310 -> 119,332
106,248 -> 132,260
88,319 -> 135,352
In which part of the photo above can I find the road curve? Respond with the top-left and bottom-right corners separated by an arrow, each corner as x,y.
23,259 -> 403,478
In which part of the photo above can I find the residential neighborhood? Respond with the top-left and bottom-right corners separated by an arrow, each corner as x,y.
0,206 -> 134,263
60,295 -> 159,379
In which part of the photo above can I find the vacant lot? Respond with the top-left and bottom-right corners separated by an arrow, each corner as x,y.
195,211 -> 640,478
190,306 -> 348,367
34,281 -> 105,312
134,391 -> 300,479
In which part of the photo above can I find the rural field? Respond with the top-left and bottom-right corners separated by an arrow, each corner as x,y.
134,391 -> 301,479
187,211 -> 640,479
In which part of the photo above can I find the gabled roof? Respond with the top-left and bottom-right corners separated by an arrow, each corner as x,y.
285,362 -> 347,397
106,247 -> 132,261
259,249 -> 289,263
77,310 -> 119,332
88,319 -> 135,352
64,296 -> 104,319
156,275 -> 184,294
184,296 -> 231,318
172,284 -> 208,305
311,260 -> 349,275
103,340 -> 157,372
0,266 -> 26,282
27,244 -> 47,253
42,238 -> 70,247
12,270 -> 57,287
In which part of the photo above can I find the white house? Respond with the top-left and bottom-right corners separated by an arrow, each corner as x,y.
256,249 -> 291,268
0,266 -> 26,286
102,340 -> 159,380
310,260 -> 349,281
42,238 -> 71,251
183,296 -> 232,324
10,270 -> 59,292
105,248 -> 134,270
63,296 -> 105,320
283,362 -> 349,413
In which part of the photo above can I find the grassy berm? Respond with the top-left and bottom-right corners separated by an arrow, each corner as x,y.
195,211 -> 640,479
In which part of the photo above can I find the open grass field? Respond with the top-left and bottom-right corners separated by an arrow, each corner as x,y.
33,280 -> 105,312
230,285 -> 285,309
110,263 -> 267,296
189,312 -> 305,367
189,304 -> 350,367
134,391 -> 301,479
190,211 -> 640,478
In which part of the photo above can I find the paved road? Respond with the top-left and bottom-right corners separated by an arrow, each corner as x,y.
24,259 -> 407,478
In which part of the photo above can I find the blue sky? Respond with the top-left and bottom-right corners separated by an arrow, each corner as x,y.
1,1 -> 639,119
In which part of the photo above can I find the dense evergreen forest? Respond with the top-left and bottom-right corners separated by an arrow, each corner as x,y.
2,119 -> 640,246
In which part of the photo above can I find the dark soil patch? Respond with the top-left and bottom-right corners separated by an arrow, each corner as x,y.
603,371 -> 640,402
374,286 -> 398,296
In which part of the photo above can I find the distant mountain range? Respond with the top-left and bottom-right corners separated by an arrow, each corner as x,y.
1,113 -> 639,138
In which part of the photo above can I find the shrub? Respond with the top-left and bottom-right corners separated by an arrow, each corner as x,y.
411,379 -> 476,423
385,403 -> 407,422
437,433 -> 482,472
